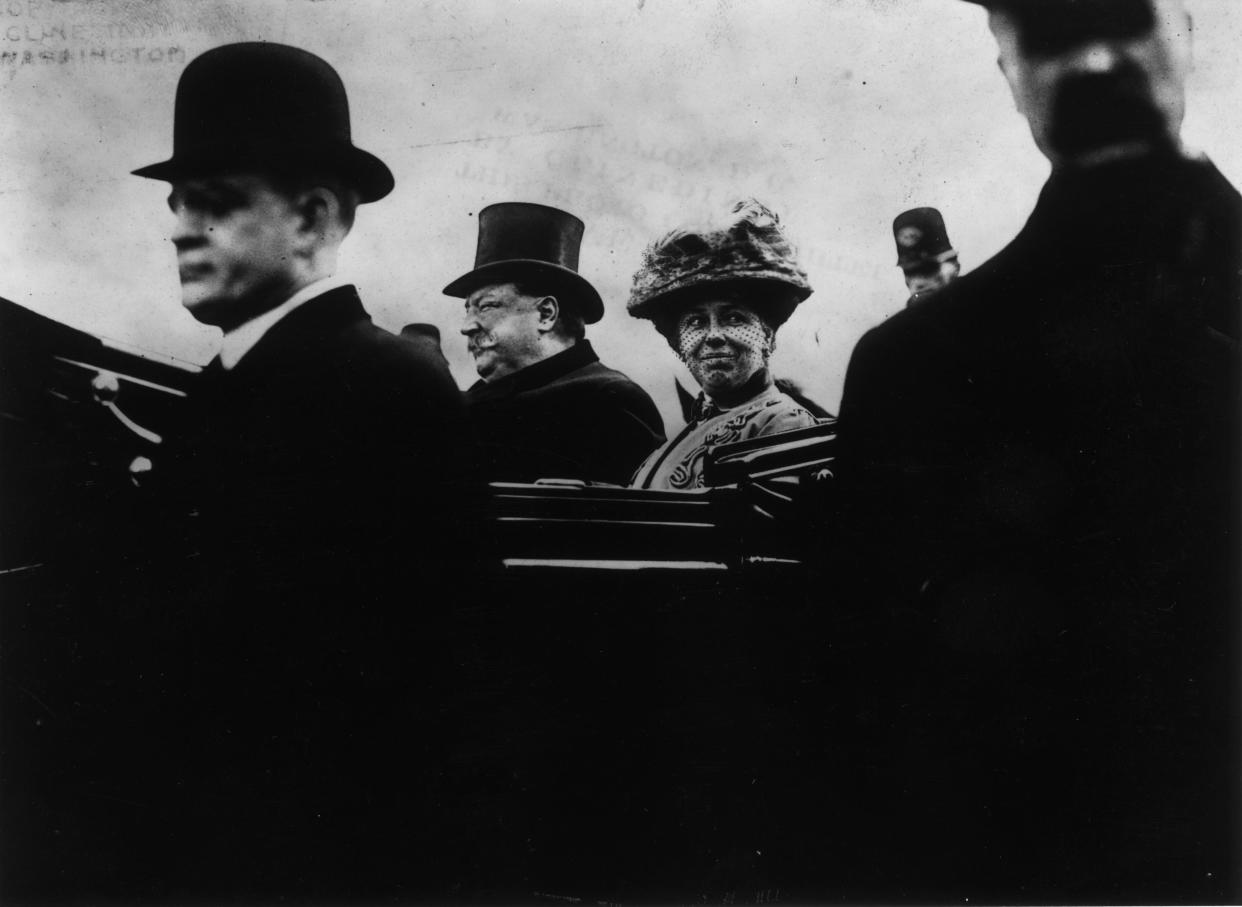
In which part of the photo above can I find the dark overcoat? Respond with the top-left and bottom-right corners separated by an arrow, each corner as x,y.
827,154 -> 1240,902
465,339 -> 665,484
127,285 -> 481,900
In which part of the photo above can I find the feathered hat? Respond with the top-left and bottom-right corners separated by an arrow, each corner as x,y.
627,199 -> 812,324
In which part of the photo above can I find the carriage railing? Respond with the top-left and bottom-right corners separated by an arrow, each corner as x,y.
2,295 -> 834,578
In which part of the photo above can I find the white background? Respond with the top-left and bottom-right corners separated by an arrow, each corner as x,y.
2,0 -> 1239,426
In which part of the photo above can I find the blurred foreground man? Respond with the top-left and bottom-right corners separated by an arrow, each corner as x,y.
449,203 -> 664,483
892,206 -> 960,307
832,0 -> 1239,901
125,42 -> 477,901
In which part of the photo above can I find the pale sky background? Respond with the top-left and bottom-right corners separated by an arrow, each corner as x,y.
2,0 -> 1239,427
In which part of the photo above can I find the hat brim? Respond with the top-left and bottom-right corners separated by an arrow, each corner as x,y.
443,260 -> 604,324
898,248 -> 959,269
628,272 -> 812,322
132,143 -> 395,203
640,279 -> 807,334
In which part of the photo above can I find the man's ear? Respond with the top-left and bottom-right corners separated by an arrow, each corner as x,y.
534,295 -> 560,333
987,11 -> 1024,113
292,187 -> 342,251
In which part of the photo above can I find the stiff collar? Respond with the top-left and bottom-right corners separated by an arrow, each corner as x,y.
219,275 -> 352,370
467,340 -> 599,401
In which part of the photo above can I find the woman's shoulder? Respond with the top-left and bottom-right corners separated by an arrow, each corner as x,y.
746,389 -> 824,437
697,387 -> 821,447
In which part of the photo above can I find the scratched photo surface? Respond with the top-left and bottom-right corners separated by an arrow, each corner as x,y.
3,0 -> 1237,427
3,2 -> 1242,904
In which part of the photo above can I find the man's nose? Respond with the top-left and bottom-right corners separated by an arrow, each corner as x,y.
460,313 -> 479,336
170,208 -> 204,250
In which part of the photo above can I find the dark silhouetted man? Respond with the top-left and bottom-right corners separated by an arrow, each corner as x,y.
832,1 -> 1239,901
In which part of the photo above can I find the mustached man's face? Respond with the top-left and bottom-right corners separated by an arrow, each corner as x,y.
990,0 -> 1191,170
461,282 -> 548,382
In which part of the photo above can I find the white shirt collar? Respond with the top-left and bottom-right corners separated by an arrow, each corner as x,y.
219,275 -> 351,370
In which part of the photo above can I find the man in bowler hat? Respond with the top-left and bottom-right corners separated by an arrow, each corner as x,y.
448,202 -> 665,484
828,0 -> 1239,901
123,42 -> 478,900
892,206 -> 960,307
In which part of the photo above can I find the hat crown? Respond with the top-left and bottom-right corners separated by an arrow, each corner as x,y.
472,203 -> 585,272
172,43 -> 351,166
628,198 -> 812,319
892,207 -> 955,269
442,203 -> 604,324
134,42 -> 394,202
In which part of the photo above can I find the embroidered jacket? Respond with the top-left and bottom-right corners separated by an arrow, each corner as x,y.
631,382 -> 820,490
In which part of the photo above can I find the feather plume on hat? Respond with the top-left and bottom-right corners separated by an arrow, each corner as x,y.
627,198 -> 813,321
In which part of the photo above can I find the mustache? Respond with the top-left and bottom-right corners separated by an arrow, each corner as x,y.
1048,68 -> 1167,157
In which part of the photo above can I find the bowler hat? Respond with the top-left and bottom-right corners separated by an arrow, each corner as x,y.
133,42 -> 393,203
893,207 -> 957,271
443,203 -> 604,324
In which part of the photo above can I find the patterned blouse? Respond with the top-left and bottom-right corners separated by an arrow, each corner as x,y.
630,383 -> 820,490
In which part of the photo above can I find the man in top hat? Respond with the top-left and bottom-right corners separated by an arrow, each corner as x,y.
828,0 -> 1239,901
113,42 -> 478,901
892,207 -> 960,307
448,202 -> 665,484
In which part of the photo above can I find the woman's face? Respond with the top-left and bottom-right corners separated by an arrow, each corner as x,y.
675,297 -> 773,397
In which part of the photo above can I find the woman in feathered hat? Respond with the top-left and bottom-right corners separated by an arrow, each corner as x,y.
628,199 -> 825,490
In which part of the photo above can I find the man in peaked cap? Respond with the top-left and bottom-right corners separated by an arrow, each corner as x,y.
448,202 -> 664,484
892,206 -> 960,307
114,42 -> 479,900
827,0 -> 1239,901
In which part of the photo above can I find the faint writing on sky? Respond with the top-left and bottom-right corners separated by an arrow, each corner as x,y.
1,46 -> 185,65
4,23 -> 196,42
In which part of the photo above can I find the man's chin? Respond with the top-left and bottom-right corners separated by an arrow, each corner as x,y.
181,292 -> 265,332
181,293 -> 230,328
472,353 -> 498,381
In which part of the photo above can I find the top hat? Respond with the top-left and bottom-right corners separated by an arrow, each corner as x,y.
443,203 -> 604,324
893,207 -> 957,271
133,42 -> 393,203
